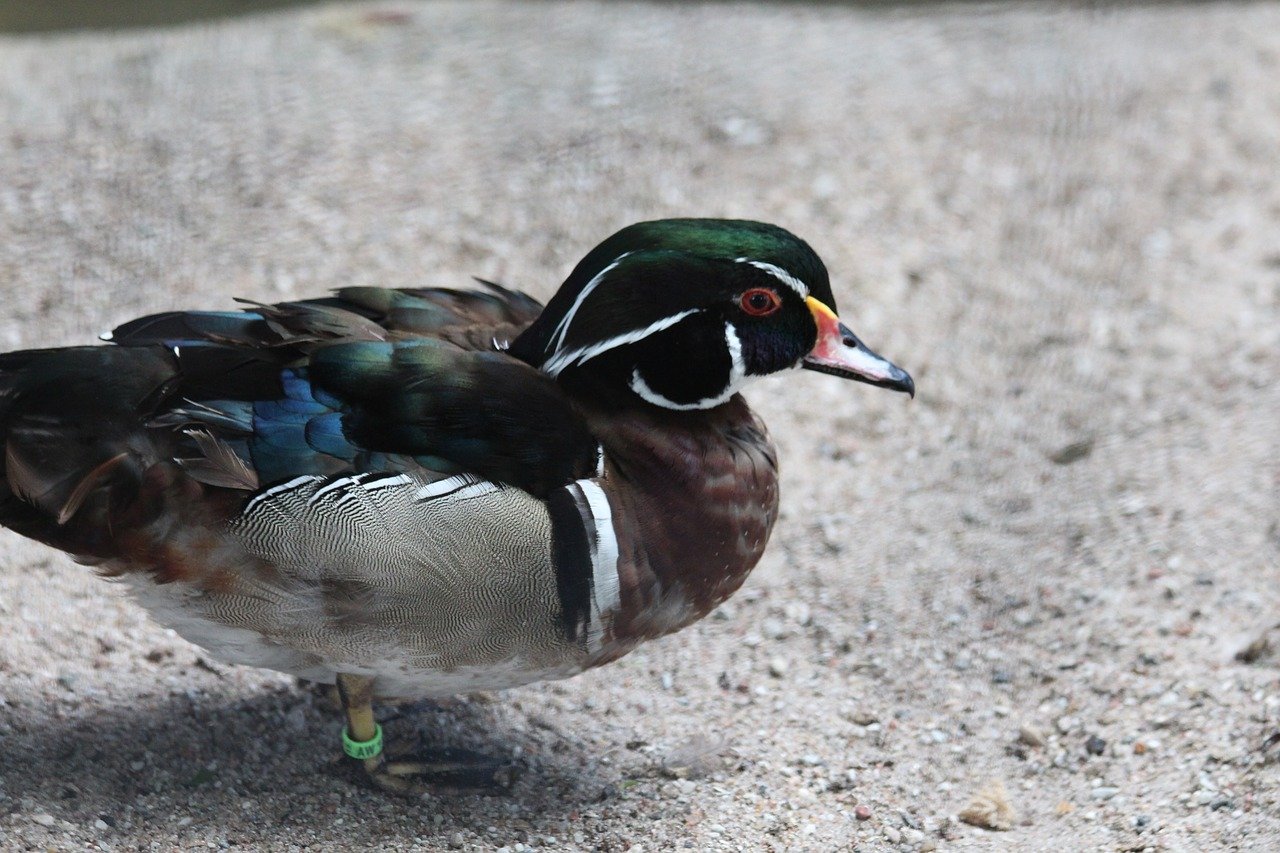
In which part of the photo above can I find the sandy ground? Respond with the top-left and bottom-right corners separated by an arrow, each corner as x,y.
1,1 -> 1278,850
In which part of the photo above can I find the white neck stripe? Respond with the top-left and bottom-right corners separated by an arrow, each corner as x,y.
574,479 -> 620,653
628,321 -> 750,410
546,251 -> 633,356
543,309 -> 700,378
735,258 -> 808,297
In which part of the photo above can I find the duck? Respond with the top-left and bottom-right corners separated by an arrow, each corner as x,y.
0,218 -> 913,793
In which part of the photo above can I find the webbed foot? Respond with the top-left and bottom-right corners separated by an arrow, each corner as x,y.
335,673 -> 513,796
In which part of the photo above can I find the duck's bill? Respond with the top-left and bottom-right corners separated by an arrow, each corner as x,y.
801,297 -> 915,397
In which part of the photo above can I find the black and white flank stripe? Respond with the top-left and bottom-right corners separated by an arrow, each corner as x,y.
230,466 -> 620,656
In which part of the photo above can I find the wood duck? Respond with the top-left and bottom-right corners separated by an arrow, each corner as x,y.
0,219 -> 912,793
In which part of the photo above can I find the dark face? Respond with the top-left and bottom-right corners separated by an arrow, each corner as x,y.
510,219 -> 913,410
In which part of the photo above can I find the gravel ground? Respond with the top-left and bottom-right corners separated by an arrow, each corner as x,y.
1,2 -> 1279,850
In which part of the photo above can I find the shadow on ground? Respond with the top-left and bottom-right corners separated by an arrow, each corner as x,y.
0,685 -> 610,846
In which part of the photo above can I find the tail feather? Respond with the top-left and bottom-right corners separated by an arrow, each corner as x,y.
0,347 -> 174,556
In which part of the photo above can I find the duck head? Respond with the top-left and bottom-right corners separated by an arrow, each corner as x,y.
509,219 -> 914,409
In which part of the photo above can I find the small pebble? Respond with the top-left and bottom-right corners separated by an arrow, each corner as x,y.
767,657 -> 789,678
783,601 -> 811,626
761,618 -> 788,640
449,832 -> 465,849
1091,786 -> 1119,801
884,826 -> 902,843
958,778 -> 1017,831
284,706 -> 307,731
1084,734 -> 1106,755
855,805 -> 872,821
1018,725 -> 1045,747
32,813 -> 56,827
661,735 -> 726,780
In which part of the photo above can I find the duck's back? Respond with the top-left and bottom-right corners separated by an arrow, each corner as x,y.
0,283 -> 542,553
0,285 -> 620,694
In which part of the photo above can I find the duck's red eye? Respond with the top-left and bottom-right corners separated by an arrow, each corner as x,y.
739,288 -> 782,317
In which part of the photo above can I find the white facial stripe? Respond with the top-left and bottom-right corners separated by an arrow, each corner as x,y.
570,479 -> 620,652
724,321 -> 747,382
628,321 -> 749,411
546,251 -> 633,356
735,258 -> 808,297
543,309 -> 700,378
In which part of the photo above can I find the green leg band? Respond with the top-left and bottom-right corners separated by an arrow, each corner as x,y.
342,723 -> 383,760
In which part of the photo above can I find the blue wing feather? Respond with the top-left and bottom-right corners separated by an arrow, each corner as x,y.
304,413 -> 357,460
95,286 -> 585,494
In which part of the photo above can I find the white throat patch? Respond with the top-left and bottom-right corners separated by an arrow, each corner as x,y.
628,322 -> 749,411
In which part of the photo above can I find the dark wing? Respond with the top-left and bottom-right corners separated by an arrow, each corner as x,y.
327,280 -> 544,342
308,340 -> 598,496
0,285 -> 595,559
109,280 -> 543,350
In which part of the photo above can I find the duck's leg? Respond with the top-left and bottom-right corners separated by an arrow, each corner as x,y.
335,673 -> 510,795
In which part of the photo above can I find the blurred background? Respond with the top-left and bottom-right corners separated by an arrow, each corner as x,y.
0,1 -> 318,33
0,2 -> 1277,851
